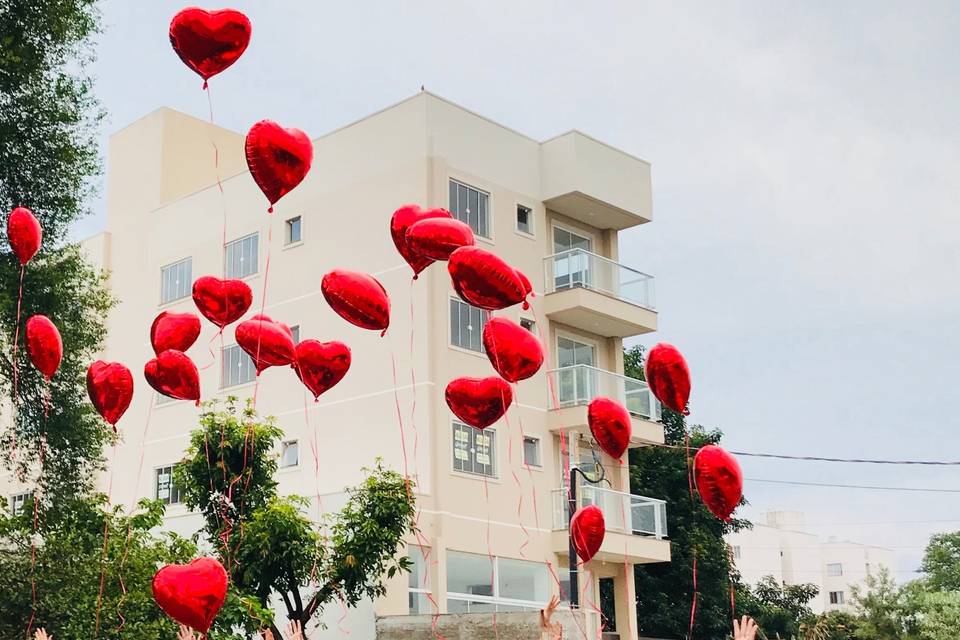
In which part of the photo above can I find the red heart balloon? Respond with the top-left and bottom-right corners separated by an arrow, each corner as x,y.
390,204 -> 453,278
587,397 -> 632,461
445,376 -> 513,430
151,311 -> 201,355
321,269 -> 390,333
144,350 -> 200,404
644,342 -> 691,415
25,315 -> 62,379
694,445 -> 743,522
448,246 -> 529,311
168,8 -> 251,86
87,361 -> 134,428
570,504 -> 605,563
406,218 -> 475,262
482,317 -> 543,383
234,314 -> 296,374
192,276 -> 252,329
7,206 -> 42,266
516,269 -> 534,298
245,120 -> 313,211
152,557 -> 228,633
294,339 -> 351,401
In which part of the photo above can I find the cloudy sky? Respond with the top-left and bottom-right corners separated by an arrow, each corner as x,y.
83,1 -> 960,579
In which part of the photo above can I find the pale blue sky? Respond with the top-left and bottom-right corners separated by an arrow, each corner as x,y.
82,1 -> 960,580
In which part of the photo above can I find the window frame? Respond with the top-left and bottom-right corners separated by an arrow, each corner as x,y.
446,551 -> 550,613
449,178 -> 492,240
522,436 -> 542,468
224,232 -> 260,280
284,215 -> 303,246
155,464 -> 183,505
280,440 -> 300,469
407,545 -> 433,615
448,297 -> 490,355
829,591 -> 845,605
221,343 -> 257,388
9,491 -> 34,516
827,562 -> 843,577
159,257 -> 193,305
290,325 -> 301,345
515,203 -> 534,237
451,421 -> 498,479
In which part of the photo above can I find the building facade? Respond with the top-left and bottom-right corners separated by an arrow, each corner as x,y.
726,511 -> 896,614
5,92 -> 669,638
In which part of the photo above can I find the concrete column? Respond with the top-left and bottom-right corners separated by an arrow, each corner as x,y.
613,563 -> 639,639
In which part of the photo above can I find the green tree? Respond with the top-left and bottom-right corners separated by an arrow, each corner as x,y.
625,345 -> 749,639
850,567 -> 913,640
920,532 -> 960,592
176,398 -> 417,638
738,575 -> 819,639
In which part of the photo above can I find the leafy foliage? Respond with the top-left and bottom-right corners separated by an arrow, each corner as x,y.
920,532 -> 960,592
738,575 -> 819,639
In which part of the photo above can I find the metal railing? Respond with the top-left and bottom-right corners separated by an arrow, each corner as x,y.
552,486 -> 668,539
543,249 -> 655,310
547,365 -> 661,422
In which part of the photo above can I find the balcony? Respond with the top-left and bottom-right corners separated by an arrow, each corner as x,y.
540,131 -> 652,230
551,486 -> 670,564
542,250 -> 657,338
546,365 -> 664,446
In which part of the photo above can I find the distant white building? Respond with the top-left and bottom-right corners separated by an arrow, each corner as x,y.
725,511 -> 896,613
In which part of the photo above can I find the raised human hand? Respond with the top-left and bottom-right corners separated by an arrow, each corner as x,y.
733,615 -> 758,640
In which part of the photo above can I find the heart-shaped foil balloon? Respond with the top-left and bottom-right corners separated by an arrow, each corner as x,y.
587,397 -> 632,461
294,339 -> 351,401
144,349 -> 200,404
234,314 -> 296,374
644,342 -> 691,415
390,204 -> 453,278
448,246 -> 529,311
321,269 -> 390,333
168,8 -> 251,87
151,310 -> 201,355
445,376 -> 513,429
570,504 -> 605,563
245,120 -> 313,211
152,557 -> 228,633
7,206 -> 42,266
87,361 -> 134,428
405,217 -> 475,262
192,276 -> 252,329
482,317 -> 543,383
693,444 -> 743,522
25,315 -> 62,380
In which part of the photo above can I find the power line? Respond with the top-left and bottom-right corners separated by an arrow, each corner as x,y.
640,441 -> 960,466
745,478 -> 960,493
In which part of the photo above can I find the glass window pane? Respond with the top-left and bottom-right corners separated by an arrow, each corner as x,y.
457,184 -> 469,223
498,558 -> 549,602
281,441 -> 299,468
478,192 -> 488,237
222,345 -> 255,387
225,234 -> 259,279
449,180 -> 458,215
161,258 -> 192,304
447,551 -> 493,597
468,189 -> 479,235
286,216 -> 302,244
450,299 -> 460,347
523,437 -> 540,466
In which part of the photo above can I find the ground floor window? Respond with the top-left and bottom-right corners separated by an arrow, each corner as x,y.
446,551 -> 550,612
408,545 -> 433,614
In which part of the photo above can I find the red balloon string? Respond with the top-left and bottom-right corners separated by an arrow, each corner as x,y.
11,264 -> 24,403
336,592 -> 351,635
545,560 -> 590,640
94,441 -> 120,635
579,566 -> 604,640
481,474 -> 500,640
304,390 -> 328,586
688,551 -> 699,640
512,384 -> 541,532
615,490 -> 636,640
24,436 -> 45,638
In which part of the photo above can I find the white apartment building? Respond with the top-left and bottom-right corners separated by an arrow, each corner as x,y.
726,511 -> 895,614
5,92 -> 670,638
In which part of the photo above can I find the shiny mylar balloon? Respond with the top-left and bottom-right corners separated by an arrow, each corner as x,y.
587,397 -> 631,461
245,120 -> 313,212
234,314 -> 296,374
294,339 -> 351,401
150,310 -> 201,355
192,276 -> 252,329
321,269 -> 390,333
482,317 -> 543,382
152,557 -> 228,634
693,445 -> 743,522
516,269 -> 534,298
390,204 -> 453,278
445,376 -> 513,430
570,504 -> 605,563
168,8 -> 251,87
644,342 -> 691,415
448,246 -> 529,311
25,315 -> 62,379
7,207 -> 42,266
144,350 -> 200,404
406,217 -> 475,262
87,361 -> 134,429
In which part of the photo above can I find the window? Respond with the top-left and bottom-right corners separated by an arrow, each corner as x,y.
523,437 -> 541,467
865,562 -> 872,575
516,204 -> 533,235
280,441 -> 299,468
290,325 -> 300,345
408,545 -> 432,614
9,492 -> 33,516
447,551 -> 549,613
155,465 -> 183,505
221,344 -> 256,387
829,591 -> 845,605
520,318 -> 536,333
285,216 -> 302,245
225,233 -> 259,279
453,422 -> 496,477
827,563 -> 843,577
449,179 -> 490,238
450,298 -> 489,352
732,545 -> 742,559
160,257 -> 192,304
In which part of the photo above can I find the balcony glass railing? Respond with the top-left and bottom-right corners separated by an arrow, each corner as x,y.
543,249 -> 655,310
552,486 -> 668,539
547,365 -> 661,422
